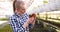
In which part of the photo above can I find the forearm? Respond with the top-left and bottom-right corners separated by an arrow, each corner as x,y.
33,20 -> 35,25
22,19 -> 30,29
31,20 -> 35,26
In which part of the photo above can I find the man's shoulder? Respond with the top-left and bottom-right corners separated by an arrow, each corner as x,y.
24,13 -> 29,16
10,14 -> 16,19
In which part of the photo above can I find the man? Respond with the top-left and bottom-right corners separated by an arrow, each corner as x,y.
10,0 -> 36,32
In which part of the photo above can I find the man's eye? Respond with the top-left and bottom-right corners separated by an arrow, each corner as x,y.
22,9 -> 25,10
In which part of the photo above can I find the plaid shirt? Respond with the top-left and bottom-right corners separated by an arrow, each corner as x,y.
10,13 -> 33,32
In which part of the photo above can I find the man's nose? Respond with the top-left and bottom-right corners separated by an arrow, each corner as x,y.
22,8 -> 26,12
22,8 -> 25,10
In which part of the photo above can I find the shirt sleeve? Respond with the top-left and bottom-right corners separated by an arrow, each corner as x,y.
10,17 -> 25,32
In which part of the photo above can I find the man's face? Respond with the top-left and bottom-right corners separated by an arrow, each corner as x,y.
16,2 -> 26,15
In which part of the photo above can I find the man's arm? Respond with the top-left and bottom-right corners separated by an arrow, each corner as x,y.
28,14 -> 36,28
23,16 -> 36,28
22,18 -> 30,29
23,14 -> 36,29
10,17 -> 25,32
32,14 -> 36,26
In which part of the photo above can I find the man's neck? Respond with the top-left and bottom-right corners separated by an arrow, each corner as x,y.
15,13 -> 25,16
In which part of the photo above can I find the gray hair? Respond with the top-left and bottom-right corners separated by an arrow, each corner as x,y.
13,0 -> 24,12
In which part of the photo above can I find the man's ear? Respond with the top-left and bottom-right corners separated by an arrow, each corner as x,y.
15,8 -> 18,10
15,8 -> 18,13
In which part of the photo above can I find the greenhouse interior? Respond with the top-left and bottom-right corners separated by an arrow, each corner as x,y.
0,0 -> 60,32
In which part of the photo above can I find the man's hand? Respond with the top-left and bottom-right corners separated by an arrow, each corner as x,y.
29,17 -> 35,23
22,16 -> 35,29
29,14 -> 36,23
23,14 -> 36,29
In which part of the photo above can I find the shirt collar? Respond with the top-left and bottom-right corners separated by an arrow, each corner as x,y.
14,12 -> 27,17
